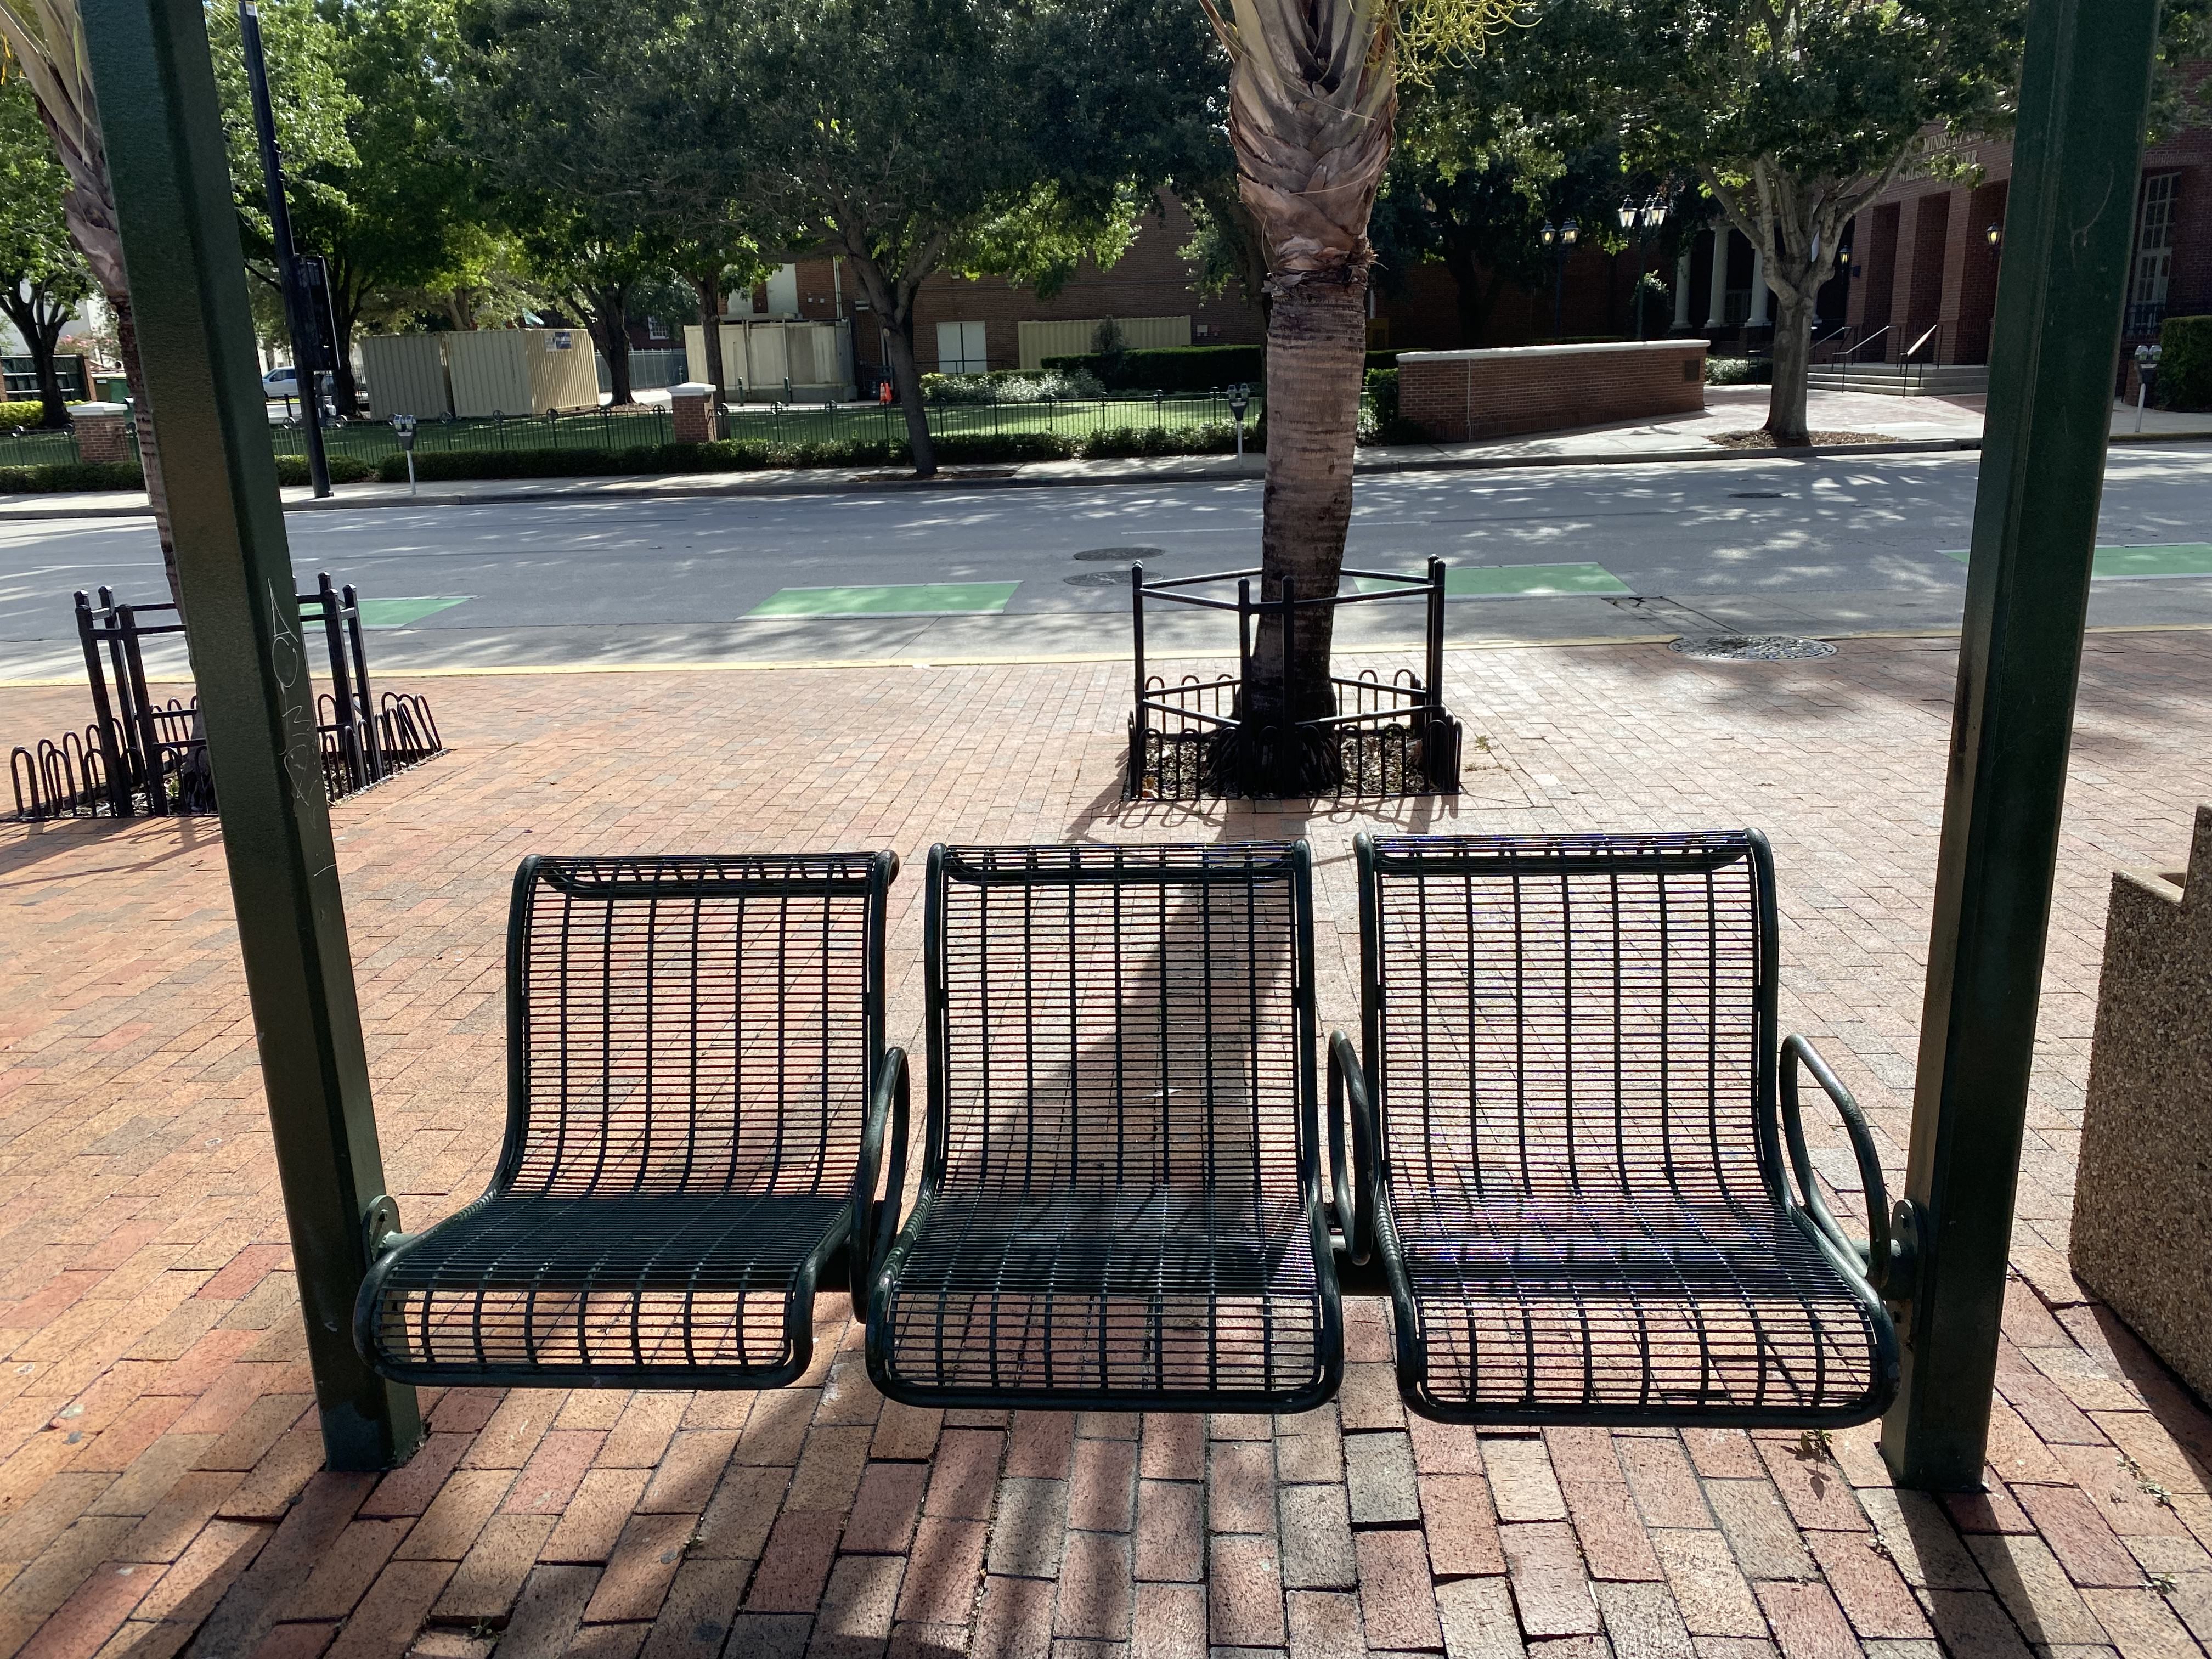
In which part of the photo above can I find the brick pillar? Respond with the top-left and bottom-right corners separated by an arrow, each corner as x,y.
670,383 -> 717,444
73,403 -> 134,464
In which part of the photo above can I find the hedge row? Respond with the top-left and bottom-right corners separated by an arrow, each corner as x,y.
2156,314 -> 2212,409
1041,344 -> 1263,392
275,454 -> 378,486
0,453 -> 377,494
0,460 -> 145,494
0,400 -> 54,427
375,423 -> 1258,483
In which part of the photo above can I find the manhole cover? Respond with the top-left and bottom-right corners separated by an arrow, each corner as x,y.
1669,634 -> 1838,661
1729,491 -> 1785,499
1073,545 -> 1166,562
1066,569 -> 1139,588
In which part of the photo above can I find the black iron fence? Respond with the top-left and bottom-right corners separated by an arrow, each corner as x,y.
1125,558 -> 1462,801
10,574 -> 443,821
6,391 -> 1259,481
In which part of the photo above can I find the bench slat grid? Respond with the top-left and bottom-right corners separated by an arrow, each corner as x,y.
1359,831 -> 1895,1425
358,851 -> 893,1387
869,842 -> 1341,1409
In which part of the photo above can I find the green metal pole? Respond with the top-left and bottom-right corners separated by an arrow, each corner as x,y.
1882,0 -> 2157,1491
82,0 -> 421,1471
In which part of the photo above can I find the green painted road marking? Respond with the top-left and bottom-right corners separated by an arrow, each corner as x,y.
354,595 -> 472,628
1939,543 -> 2212,579
748,582 -> 1021,618
1357,562 -> 1630,598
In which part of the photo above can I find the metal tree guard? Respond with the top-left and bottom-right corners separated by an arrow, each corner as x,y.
1126,557 -> 1460,800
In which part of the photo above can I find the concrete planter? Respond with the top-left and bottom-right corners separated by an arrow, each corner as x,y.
2069,804 -> 2212,1399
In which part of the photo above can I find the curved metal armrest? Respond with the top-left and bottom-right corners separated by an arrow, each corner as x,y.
1780,1034 -> 1892,1293
1329,1031 -> 1378,1267
850,1047 -> 910,1317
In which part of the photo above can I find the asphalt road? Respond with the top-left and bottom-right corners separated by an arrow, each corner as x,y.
5,445 -> 2212,680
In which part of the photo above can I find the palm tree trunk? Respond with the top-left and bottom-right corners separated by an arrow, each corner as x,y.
1248,274 -> 1366,720
111,290 -> 184,617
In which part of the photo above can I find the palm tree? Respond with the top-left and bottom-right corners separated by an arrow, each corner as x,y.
1,0 -> 182,612
1198,0 -> 1513,793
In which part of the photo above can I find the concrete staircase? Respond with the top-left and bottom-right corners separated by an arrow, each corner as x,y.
1805,362 -> 1990,397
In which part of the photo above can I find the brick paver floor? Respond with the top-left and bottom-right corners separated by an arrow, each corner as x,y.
3,633 -> 2210,1658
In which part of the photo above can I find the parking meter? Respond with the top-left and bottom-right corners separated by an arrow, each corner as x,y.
392,413 -> 419,494
1227,383 -> 1251,458
2135,343 -> 2161,432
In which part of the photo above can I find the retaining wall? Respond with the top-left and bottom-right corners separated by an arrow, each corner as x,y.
1397,339 -> 1708,442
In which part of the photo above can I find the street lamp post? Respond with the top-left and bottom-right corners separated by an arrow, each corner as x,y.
1619,196 -> 1671,342
238,0 -> 332,499
1541,218 -> 1579,342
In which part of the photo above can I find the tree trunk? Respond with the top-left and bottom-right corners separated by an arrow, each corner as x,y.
0,290 -> 70,427
879,315 -> 936,476
1439,243 -> 1498,347
692,273 -> 727,400
330,291 -> 362,419
110,291 -> 184,617
1208,272 -> 1367,795
1764,282 -> 1814,445
594,288 -> 634,406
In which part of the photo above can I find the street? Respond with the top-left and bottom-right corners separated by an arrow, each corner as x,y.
5,445 -> 2212,679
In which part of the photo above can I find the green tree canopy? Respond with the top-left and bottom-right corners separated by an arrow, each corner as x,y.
1536,0 -> 2024,441
0,72 -> 93,426
684,0 -> 1186,471
209,0 -> 489,411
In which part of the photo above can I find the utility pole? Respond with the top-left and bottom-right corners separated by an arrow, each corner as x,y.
238,0 -> 332,499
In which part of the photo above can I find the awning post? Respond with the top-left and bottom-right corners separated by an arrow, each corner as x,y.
1882,0 -> 2158,1491
82,0 -> 420,1470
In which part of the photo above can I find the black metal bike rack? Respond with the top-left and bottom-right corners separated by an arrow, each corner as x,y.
9,573 -> 444,821
1124,557 -> 1462,801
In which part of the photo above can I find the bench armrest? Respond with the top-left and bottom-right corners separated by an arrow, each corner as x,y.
851,1047 -> 910,1318
1329,1031 -> 1378,1268
1779,1034 -> 1892,1293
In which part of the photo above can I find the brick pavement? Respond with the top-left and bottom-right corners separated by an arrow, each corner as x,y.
2,633 -> 2210,1657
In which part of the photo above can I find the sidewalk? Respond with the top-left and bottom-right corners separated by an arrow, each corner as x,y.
9,388 -> 2212,522
3,635 -> 2211,1657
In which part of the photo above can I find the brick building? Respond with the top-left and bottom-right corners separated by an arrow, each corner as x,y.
730,194 -> 1266,380
1829,121 -> 2212,365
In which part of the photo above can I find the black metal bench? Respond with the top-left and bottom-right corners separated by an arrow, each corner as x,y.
866,842 -> 1342,1410
1335,831 -> 1899,1425
356,852 -> 904,1389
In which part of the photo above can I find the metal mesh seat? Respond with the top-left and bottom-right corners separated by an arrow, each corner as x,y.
867,842 -> 1341,1409
1338,831 -> 1899,1425
356,852 -> 904,1389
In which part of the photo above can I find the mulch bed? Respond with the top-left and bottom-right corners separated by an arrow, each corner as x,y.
1711,430 -> 1901,449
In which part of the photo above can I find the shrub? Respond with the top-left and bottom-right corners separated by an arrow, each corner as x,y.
1706,356 -> 1773,385
1042,343 -> 1263,392
922,368 -> 1106,404
1357,367 -> 1425,445
0,459 -> 145,493
0,399 -> 53,427
2155,314 -> 2212,409
274,454 -> 376,486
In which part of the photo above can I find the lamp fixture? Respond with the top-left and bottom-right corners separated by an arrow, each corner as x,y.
1986,222 -> 2004,252
1562,219 -> 1581,247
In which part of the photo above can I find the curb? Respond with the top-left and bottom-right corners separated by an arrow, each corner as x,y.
5,428 -> 2210,523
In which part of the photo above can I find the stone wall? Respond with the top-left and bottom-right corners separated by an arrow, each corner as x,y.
2069,803 -> 2212,1402
1396,340 -> 1708,443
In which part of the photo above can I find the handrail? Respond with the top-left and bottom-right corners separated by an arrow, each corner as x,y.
1903,321 -> 1943,364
